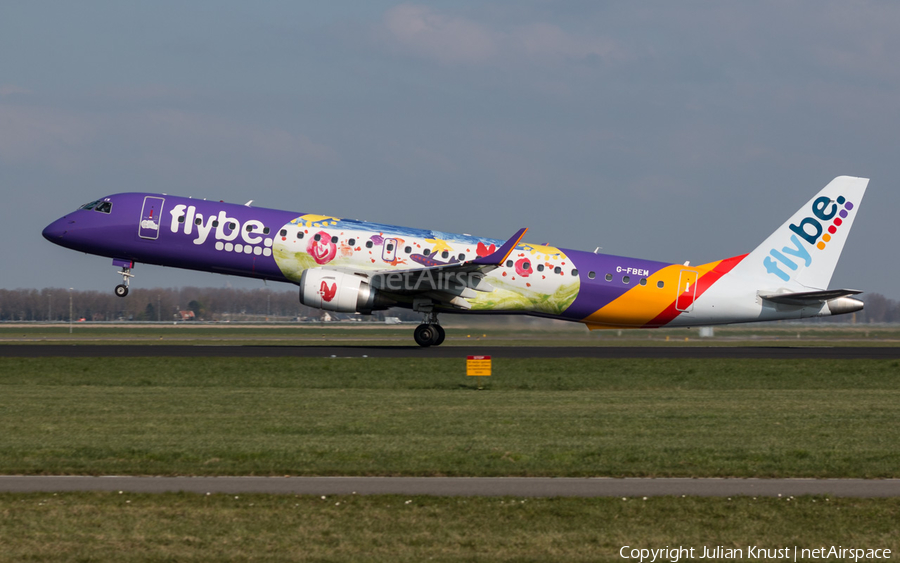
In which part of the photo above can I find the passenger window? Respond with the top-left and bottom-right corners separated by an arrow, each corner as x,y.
424,249 -> 431,256
458,253 -> 465,261
228,222 -> 236,230
263,227 -> 270,234
386,243 -> 394,251
314,234 -> 321,241
506,260 -> 513,267
442,251 -> 449,259
571,269 -> 578,276
657,281 -> 665,288
279,229 -> 287,237
195,217 -> 202,225
331,236 -> 338,243
537,264 -> 544,272
588,271 -> 596,279
365,241 -> 373,248
405,246 -> 412,254
522,262 -> 530,270
623,276 -> 630,284
554,266 -> 562,274
605,273 -> 613,281
298,232 -> 305,239
213,220 -> 219,227
178,216 -> 185,223
640,278 -> 647,286
246,224 -> 254,231
349,238 -> 356,246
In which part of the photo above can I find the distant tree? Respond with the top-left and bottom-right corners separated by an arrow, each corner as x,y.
187,299 -> 204,319
862,293 -> 889,323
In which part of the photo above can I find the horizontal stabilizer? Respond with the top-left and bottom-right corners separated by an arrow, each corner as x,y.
759,288 -> 862,306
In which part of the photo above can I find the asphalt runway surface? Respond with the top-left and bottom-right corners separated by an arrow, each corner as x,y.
2,344 -> 900,359
2,476 -> 899,497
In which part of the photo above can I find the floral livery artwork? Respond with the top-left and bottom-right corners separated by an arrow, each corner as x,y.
272,214 -> 580,315
272,214 -> 345,278
468,243 -> 579,315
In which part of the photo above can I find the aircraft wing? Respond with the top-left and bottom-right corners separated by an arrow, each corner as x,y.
758,289 -> 862,306
364,228 -> 528,310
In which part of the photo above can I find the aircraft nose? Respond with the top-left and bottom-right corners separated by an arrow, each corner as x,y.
42,217 -> 71,241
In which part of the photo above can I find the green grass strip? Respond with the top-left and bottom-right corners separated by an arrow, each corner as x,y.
0,493 -> 898,562
2,358 -> 900,477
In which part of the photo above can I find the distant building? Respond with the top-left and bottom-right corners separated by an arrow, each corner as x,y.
176,310 -> 195,321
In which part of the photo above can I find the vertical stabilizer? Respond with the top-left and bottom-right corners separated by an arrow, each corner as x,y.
743,176 -> 868,291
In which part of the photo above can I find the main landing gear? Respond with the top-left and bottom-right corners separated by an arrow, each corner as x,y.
414,312 -> 445,347
114,266 -> 134,298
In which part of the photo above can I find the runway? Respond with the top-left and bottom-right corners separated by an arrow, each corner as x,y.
2,344 -> 900,359
2,476 -> 899,497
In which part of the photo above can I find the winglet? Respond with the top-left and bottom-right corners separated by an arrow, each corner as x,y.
472,228 -> 528,266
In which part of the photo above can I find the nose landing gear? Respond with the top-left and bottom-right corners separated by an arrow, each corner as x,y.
414,312 -> 445,347
113,260 -> 135,297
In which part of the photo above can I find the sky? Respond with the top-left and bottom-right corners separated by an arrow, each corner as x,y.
1,1 -> 898,297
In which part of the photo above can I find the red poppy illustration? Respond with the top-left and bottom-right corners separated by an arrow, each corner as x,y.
307,231 -> 337,264
514,258 -> 532,277
476,241 -> 496,257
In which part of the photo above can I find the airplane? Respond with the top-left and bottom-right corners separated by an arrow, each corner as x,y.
42,175 -> 867,346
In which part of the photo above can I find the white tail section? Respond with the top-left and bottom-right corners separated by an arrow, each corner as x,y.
743,176 -> 868,291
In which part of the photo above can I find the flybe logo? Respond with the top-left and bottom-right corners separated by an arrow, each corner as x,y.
168,204 -> 274,257
763,195 -> 854,281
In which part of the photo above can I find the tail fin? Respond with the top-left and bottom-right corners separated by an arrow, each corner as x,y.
744,175 -> 868,291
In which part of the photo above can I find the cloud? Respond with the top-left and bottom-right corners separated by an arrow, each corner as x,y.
0,104 -> 96,170
128,110 -> 337,165
0,85 -> 32,96
0,103 -> 336,171
380,4 -> 618,66
508,22 -> 616,62
382,4 -> 496,64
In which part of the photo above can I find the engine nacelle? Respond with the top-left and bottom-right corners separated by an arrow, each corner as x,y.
299,268 -> 394,314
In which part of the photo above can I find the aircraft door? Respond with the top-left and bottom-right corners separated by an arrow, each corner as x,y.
139,196 -> 165,240
382,238 -> 399,262
675,269 -> 699,312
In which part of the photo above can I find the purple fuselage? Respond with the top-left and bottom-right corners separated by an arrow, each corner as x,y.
43,192 -> 672,321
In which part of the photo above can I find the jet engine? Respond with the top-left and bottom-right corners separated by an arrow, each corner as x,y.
299,268 -> 395,314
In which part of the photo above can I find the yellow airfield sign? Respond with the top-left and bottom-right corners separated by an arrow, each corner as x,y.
466,355 -> 492,377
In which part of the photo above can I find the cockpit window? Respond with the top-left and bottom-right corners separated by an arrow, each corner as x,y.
79,199 -> 112,213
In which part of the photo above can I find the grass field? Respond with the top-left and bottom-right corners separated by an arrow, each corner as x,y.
3,354 -> 899,561
3,357 -> 900,477
3,322 -> 900,346
1,493 -> 898,562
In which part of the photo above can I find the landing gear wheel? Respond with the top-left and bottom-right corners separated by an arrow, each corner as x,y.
414,324 -> 438,347
433,325 -> 446,346
115,265 -> 134,297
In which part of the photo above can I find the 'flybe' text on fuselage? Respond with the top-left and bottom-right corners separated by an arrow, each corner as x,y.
168,204 -> 275,257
